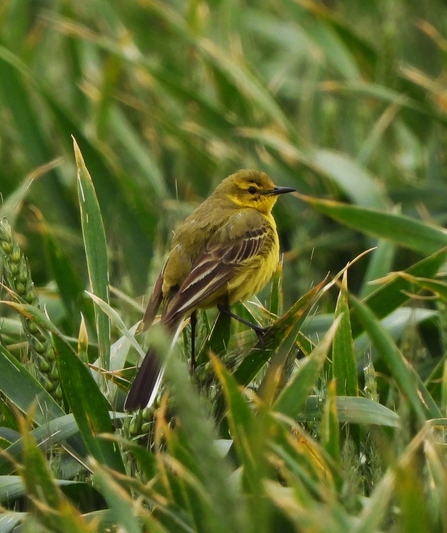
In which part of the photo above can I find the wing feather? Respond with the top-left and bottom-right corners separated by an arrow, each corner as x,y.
141,269 -> 164,331
163,223 -> 270,326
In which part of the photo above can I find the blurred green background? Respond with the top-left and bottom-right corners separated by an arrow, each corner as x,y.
2,0 -> 447,321
3,2 -> 447,532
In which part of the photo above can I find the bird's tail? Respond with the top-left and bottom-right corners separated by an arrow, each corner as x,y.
124,316 -> 182,411
124,344 -> 165,410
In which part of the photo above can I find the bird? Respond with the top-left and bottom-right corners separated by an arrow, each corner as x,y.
124,169 -> 295,410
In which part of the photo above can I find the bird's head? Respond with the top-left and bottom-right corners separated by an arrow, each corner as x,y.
217,169 -> 295,214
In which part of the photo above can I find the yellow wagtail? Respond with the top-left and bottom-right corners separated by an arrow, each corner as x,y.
125,169 -> 295,410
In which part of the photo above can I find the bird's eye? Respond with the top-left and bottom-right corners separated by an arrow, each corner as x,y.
248,186 -> 257,194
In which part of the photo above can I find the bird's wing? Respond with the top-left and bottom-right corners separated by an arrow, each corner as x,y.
141,268 -> 164,331
162,222 -> 269,326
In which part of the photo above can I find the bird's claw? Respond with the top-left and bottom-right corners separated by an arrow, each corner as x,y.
254,326 -> 268,350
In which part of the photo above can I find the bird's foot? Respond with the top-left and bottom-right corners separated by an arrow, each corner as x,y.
253,325 -> 268,350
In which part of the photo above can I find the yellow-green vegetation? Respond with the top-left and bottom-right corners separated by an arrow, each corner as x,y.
0,219 -> 62,401
1,1 -> 447,532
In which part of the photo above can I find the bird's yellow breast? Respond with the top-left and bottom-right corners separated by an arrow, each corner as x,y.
226,213 -> 279,303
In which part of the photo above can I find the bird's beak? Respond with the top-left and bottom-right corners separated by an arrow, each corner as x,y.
270,186 -> 296,196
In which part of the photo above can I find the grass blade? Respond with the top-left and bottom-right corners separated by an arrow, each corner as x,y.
351,248 -> 447,337
297,194 -> 447,256
350,294 -> 441,424
56,336 -> 126,475
332,271 -> 357,396
273,316 -> 341,420
73,138 -> 111,376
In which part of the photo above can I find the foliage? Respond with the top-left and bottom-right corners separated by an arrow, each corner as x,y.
1,0 -> 447,531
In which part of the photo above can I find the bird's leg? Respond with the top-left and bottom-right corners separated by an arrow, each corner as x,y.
190,310 -> 197,372
217,303 -> 267,343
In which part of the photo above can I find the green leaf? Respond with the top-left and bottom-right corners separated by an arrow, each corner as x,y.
238,129 -> 387,208
332,271 -> 357,396
85,292 -> 145,359
320,380 -> 340,464
73,138 -> 111,375
56,336 -> 126,474
351,248 -> 447,337
359,239 -> 396,298
349,294 -> 441,424
0,301 -> 68,339
92,461 -> 142,533
0,342 -> 88,463
162,339 -> 246,533
338,81 -> 447,126
0,344 -> 64,425
197,38 -> 296,137
300,396 -> 400,427
334,396 -> 399,427
0,160 -> 60,225
234,277 -> 328,388
0,414 -> 84,476
268,262 -> 283,318
212,356 -> 257,479
350,432 -> 427,533
205,310 -> 232,361
109,107 -> 168,198
310,149 -> 388,209
396,275 -> 447,303
212,355 -> 271,533
46,93 -> 156,294
0,52 -> 75,228
298,194 -> 447,256
273,316 -> 341,419
18,416 -> 94,533
42,221 -> 95,334
288,1 -> 362,81
0,512 -> 23,533
97,433 -> 157,481
0,475 -> 25,502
